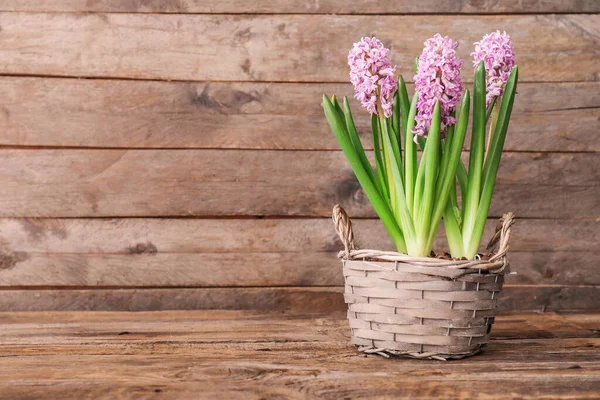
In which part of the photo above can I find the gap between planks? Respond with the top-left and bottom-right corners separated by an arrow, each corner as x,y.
0,72 -> 597,86
1,284 -> 599,290
1,11 -> 599,15
0,146 -> 598,154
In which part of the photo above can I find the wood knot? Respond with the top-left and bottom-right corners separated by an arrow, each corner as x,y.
0,252 -> 28,270
127,242 -> 158,255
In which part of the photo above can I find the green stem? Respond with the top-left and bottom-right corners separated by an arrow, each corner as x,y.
371,115 -> 389,202
392,91 -> 401,144
398,76 -> 411,140
404,92 -> 419,218
485,99 -> 501,157
380,113 -> 417,254
427,90 -> 470,253
416,102 -> 441,256
456,162 -> 468,200
462,62 -> 486,249
437,120 -> 455,193
443,183 -> 465,258
382,135 -> 398,217
485,96 -> 497,123
386,117 -> 404,187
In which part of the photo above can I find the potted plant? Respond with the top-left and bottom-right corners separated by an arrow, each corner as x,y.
324,32 -> 518,360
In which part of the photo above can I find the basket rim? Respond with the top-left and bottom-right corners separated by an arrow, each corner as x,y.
332,205 -> 514,272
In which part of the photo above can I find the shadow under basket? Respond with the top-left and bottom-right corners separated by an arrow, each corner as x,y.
332,205 -> 515,361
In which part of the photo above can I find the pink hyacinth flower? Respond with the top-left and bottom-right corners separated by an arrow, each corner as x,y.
413,34 -> 464,138
348,37 -> 397,118
471,30 -> 516,108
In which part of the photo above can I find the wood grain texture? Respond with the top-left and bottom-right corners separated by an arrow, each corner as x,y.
2,218 -> 596,254
1,345 -> 598,399
0,286 -> 599,312
2,310 -> 596,340
0,5 -> 595,317
0,78 -> 597,151
0,311 -> 598,399
0,218 -> 598,286
1,0 -> 599,14
0,150 -> 597,218
1,251 -> 598,287
0,13 -> 597,82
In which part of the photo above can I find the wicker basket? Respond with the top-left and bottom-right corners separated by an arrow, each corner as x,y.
332,205 -> 514,360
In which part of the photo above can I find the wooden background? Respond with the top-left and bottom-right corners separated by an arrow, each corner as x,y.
0,1 -> 598,313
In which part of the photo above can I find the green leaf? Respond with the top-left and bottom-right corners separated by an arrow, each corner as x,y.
462,61 -> 486,246
466,66 -> 519,259
443,185 -> 465,259
485,96 -> 497,123
456,162 -> 468,200
323,94 -> 407,252
386,117 -> 403,186
437,116 -> 455,191
342,97 -> 380,194
392,91 -> 401,143
417,135 -> 426,151
382,126 -> 398,217
398,76 -> 410,138
380,114 -> 417,253
415,101 -> 441,256
371,115 -> 389,201
404,92 -> 419,217
452,204 -> 463,230
331,95 -> 345,122
427,90 -> 470,252
485,99 -> 501,156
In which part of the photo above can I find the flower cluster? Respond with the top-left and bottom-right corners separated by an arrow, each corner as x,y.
471,31 -> 516,108
348,37 -> 397,118
325,32 -> 519,259
413,34 -> 463,138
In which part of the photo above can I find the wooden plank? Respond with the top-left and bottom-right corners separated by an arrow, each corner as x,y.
0,312 -> 597,350
0,286 -> 598,312
1,311 -> 597,340
1,352 -> 598,400
0,252 -> 341,287
0,14 -> 597,82
2,218 -> 595,254
1,217 -> 596,254
0,78 -> 597,151
0,341 -> 598,398
1,217 -> 597,287
0,251 -> 597,287
1,0 -> 598,14
0,251 -> 598,287
0,150 -> 597,218
0,287 -> 347,313
0,311 -> 598,399
0,311 -> 597,398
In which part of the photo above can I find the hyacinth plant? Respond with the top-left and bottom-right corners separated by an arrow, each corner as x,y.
323,32 -> 518,259
450,30 -> 518,259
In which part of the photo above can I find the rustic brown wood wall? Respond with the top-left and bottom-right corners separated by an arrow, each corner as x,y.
0,1 -> 598,313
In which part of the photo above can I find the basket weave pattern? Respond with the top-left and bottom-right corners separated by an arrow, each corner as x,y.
332,205 -> 514,360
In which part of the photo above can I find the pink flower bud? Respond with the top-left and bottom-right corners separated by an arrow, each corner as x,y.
413,34 -> 464,138
348,37 -> 397,118
471,31 -> 516,108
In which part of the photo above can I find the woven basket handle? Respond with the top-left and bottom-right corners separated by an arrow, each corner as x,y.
332,204 -> 356,257
332,204 -> 514,261
486,211 -> 515,262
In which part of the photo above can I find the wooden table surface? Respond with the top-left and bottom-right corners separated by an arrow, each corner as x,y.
0,310 -> 598,399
